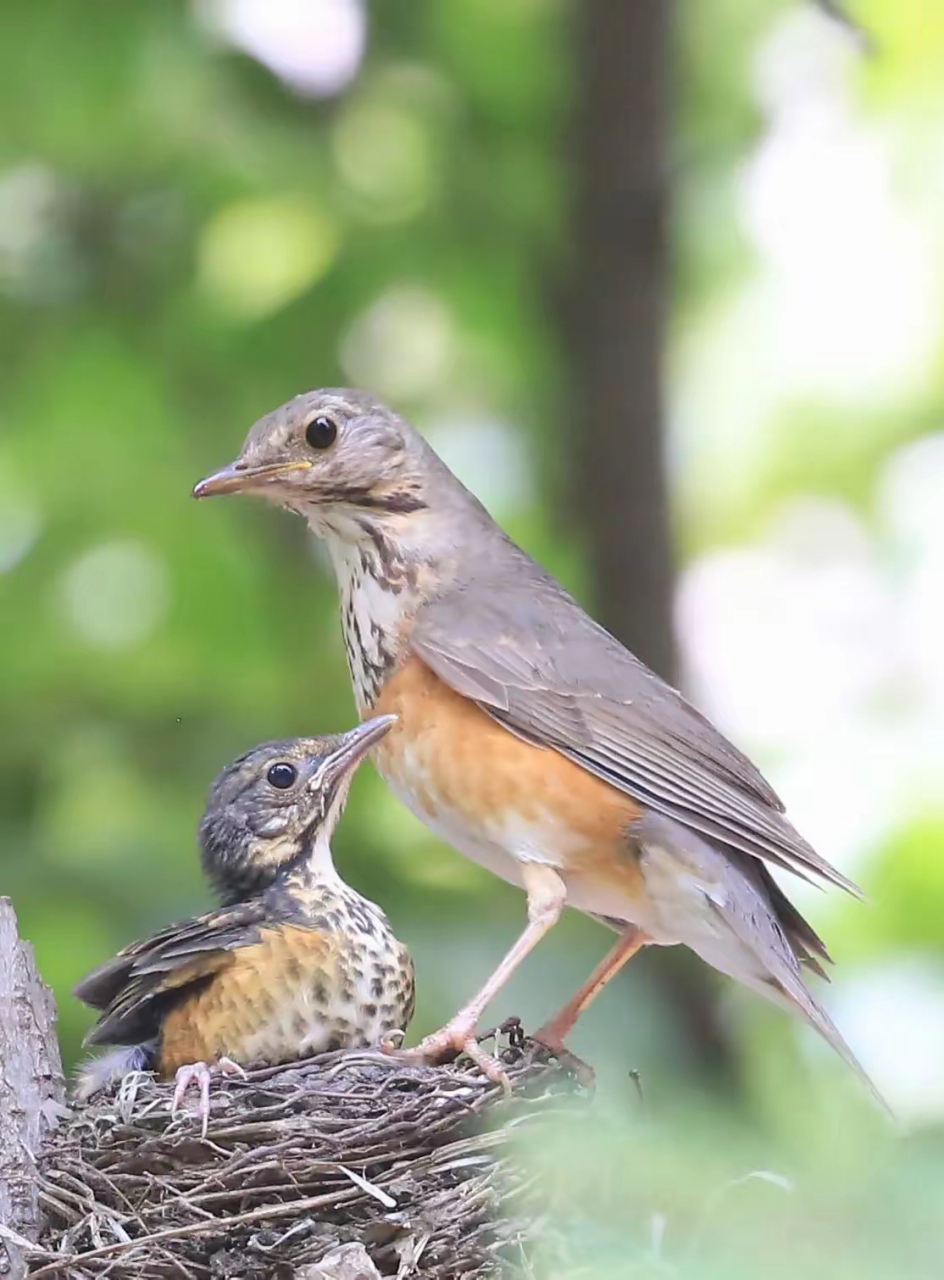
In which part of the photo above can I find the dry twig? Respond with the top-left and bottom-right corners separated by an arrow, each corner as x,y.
34,1027 -> 586,1278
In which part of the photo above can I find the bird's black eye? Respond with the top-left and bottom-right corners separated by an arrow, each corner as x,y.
305,415 -> 337,450
266,762 -> 297,790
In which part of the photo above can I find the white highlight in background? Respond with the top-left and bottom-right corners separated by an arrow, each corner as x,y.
198,0 -> 366,97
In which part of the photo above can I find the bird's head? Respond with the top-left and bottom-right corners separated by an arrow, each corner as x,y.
193,389 -> 445,539
198,716 -> 395,902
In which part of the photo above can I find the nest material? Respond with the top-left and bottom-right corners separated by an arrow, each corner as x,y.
32,1023 -> 586,1279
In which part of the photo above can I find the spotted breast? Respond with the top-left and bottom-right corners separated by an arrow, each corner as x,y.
159,880 -> 415,1073
322,515 -> 426,713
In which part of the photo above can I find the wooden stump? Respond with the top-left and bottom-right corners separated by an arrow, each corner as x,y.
0,899 -> 66,1279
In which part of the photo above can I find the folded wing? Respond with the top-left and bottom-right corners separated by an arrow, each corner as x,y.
410,568 -> 860,898
74,902 -> 268,1047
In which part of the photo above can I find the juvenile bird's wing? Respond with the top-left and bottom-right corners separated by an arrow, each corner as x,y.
410,559 -> 860,897
74,902 -> 268,1048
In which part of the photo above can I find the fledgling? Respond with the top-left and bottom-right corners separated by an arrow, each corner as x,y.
74,718 -> 414,1131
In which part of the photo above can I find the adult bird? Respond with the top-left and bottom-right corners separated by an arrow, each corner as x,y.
194,389 -> 882,1105
75,720 -> 414,1130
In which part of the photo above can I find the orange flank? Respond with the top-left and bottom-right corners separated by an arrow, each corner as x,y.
158,926 -> 338,1073
372,655 -> 646,902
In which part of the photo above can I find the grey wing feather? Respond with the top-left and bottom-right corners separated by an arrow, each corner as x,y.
75,903 -> 267,1048
411,571 -> 862,898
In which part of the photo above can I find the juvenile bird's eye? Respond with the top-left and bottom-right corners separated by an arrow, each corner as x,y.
305,415 -> 337,450
266,762 -> 297,789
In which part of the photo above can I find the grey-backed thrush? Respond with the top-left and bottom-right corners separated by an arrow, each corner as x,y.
193,389 -> 883,1107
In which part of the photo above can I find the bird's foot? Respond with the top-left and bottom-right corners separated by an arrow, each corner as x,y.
171,1061 -> 212,1137
384,1019 -> 512,1094
170,1056 -> 247,1137
531,1023 -> 596,1088
218,1055 -> 249,1080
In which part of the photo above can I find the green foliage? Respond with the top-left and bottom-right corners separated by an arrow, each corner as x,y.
523,1094 -> 944,1278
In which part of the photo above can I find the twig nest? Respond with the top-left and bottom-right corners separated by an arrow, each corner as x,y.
34,1026 -> 586,1278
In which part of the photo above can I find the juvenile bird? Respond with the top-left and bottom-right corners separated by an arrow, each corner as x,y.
194,389 -> 883,1107
75,718 -> 414,1129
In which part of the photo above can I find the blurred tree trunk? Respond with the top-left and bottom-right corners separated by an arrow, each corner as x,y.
559,0 -> 737,1088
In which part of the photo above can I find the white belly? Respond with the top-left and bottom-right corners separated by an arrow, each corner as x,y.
386,774 -> 528,889
384,772 -> 657,931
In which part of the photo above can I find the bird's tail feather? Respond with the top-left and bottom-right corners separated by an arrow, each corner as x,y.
748,958 -> 892,1118
633,812 -> 890,1115
73,1042 -> 157,1102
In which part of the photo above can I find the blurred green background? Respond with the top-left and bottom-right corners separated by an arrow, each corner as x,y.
2,0 -> 944,1274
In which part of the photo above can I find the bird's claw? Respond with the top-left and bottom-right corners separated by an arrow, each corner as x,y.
386,1022 -> 513,1095
530,1027 -> 596,1087
169,1057 -> 246,1137
459,1036 -> 513,1095
170,1061 -> 213,1137
217,1055 -> 248,1079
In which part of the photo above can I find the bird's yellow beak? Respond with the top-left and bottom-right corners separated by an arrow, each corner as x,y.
192,459 -> 313,499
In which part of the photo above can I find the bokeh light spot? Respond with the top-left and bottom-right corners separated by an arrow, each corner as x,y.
332,100 -> 435,223
0,468 -> 42,572
60,539 -> 170,650
0,162 -> 69,300
198,198 -> 340,320
339,285 -> 456,398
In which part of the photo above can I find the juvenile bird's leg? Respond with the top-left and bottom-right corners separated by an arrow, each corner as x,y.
533,925 -> 647,1071
170,1056 -> 247,1137
390,864 -> 567,1090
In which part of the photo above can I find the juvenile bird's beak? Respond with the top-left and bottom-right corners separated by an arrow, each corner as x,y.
319,715 -> 398,790
193,459 -> 313,499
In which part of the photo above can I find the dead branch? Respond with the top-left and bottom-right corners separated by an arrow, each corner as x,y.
0,899 -> 67,1279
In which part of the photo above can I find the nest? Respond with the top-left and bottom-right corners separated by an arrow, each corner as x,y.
31,1023 -> 586,1279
